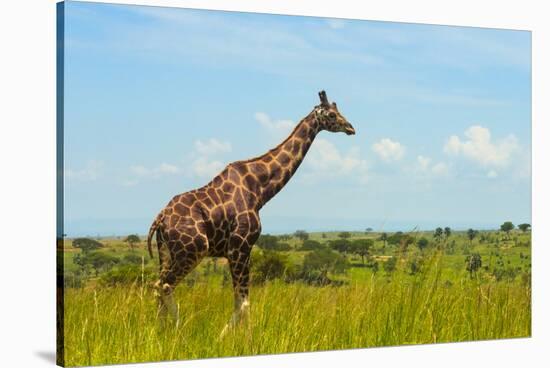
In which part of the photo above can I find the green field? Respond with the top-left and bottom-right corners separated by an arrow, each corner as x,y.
60,229 -> 531,367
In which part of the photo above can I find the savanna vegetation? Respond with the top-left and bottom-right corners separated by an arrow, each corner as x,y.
60,222 -> 531,366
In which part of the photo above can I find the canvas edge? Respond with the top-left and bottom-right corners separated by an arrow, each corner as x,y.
56,1 -> 66,367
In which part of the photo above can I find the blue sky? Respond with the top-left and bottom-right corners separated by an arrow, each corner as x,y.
62,1 -> 531,236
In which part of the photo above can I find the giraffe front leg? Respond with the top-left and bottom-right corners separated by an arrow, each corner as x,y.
155,281 -> 179,327
154,240 -> 180,326
220,252 -> 251,338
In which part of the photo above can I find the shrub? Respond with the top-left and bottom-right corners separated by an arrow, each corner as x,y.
251,250 -> 296,283
383,256 -> 397,275
74,251 -> 120,275
275,242 -> 292,251
99,264 -> 154,286
300,239 -> 325,251
465,253 -> 482,277
302,248 -> 349,275
124,234 -> 141,250
122,253 -> 145,265
417,237 -> 429,251
256,234 -> 280,250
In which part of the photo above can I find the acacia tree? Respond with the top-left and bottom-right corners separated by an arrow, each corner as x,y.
330,239 -> 351,255
500,221 -> 515,239
351,239 -> 373,264
72,238 -> 104,253
444,227 -> 451,240
124,234 -> 141,250
434,227 -> 443,243
518,223 -> 531,233
294,230 -> 309,242
338,231 -> 352,240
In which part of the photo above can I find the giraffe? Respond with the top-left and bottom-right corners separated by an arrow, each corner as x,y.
146,90 -> 355,334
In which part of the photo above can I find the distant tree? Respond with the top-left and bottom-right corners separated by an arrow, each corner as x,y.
350,239 -> 373,264
500,221 -> 515,239
387,232 -> 404,246
278,234 -> 292,241
365,227 -> 373,233
379,232 -> 388,248
302,248 -> 349,275
251,250 -> 292,282
301,239 -> 324,251
72,238 -> 104,253
434,227 -> 443,242
518,223 -> 531,233
444,227 -> 451,239
122,253 -> 143,265
383,256 -> 397,275
321,233 -> 327,239
124,234 -> 141,250
329,239 -> 351,254
74,251 -> 119,276
465,253 -> 482,278
257,234 -> 280,250
417,237 -> 429,251
467,229 -> 477,246
338,231 -> 352,239
294,230 -> 309,242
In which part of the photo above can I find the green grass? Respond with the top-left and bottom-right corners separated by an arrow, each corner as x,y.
62,246 -> 531,367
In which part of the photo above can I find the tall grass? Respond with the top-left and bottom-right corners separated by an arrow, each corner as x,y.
63,253 -> 531,367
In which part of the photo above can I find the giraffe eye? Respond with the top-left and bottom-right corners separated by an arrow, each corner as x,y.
329,112 -> 336,119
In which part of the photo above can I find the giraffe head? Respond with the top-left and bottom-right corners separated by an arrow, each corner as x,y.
314,90 -> 355,135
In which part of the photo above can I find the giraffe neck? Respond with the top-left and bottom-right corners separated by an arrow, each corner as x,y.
248,113 -> 321,208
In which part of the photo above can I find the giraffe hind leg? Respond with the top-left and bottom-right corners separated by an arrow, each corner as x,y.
220,238 -> 252,337
155,233 -> 209,327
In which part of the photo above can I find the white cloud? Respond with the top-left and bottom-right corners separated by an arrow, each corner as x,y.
130,162 -> 180,178
444,125 -> 519,168
65,160 -> 103,181
125,137 -> 233,183
372,138 -> 405,162
414,155 -> 449,177
303,138 -> 369,183
417,155 -> 432,171
191,157 -> 225,178
254,112 -> 294,137
190,138 -> 232,178
431,162 -> 449,176
487,170 -> 498,178
194,138 -> 232,155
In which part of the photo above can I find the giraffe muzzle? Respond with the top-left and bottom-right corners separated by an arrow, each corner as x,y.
344,123 -> 356,135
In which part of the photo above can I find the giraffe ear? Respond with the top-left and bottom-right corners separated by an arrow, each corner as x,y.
318,90 -> 329,107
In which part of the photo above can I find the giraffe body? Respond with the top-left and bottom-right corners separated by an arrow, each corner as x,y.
147,91 -> 355,333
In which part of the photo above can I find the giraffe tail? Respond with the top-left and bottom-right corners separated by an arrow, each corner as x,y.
147,213 -> 164,259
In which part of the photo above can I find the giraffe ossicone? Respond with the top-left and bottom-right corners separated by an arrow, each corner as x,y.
147,90 -> 355,334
